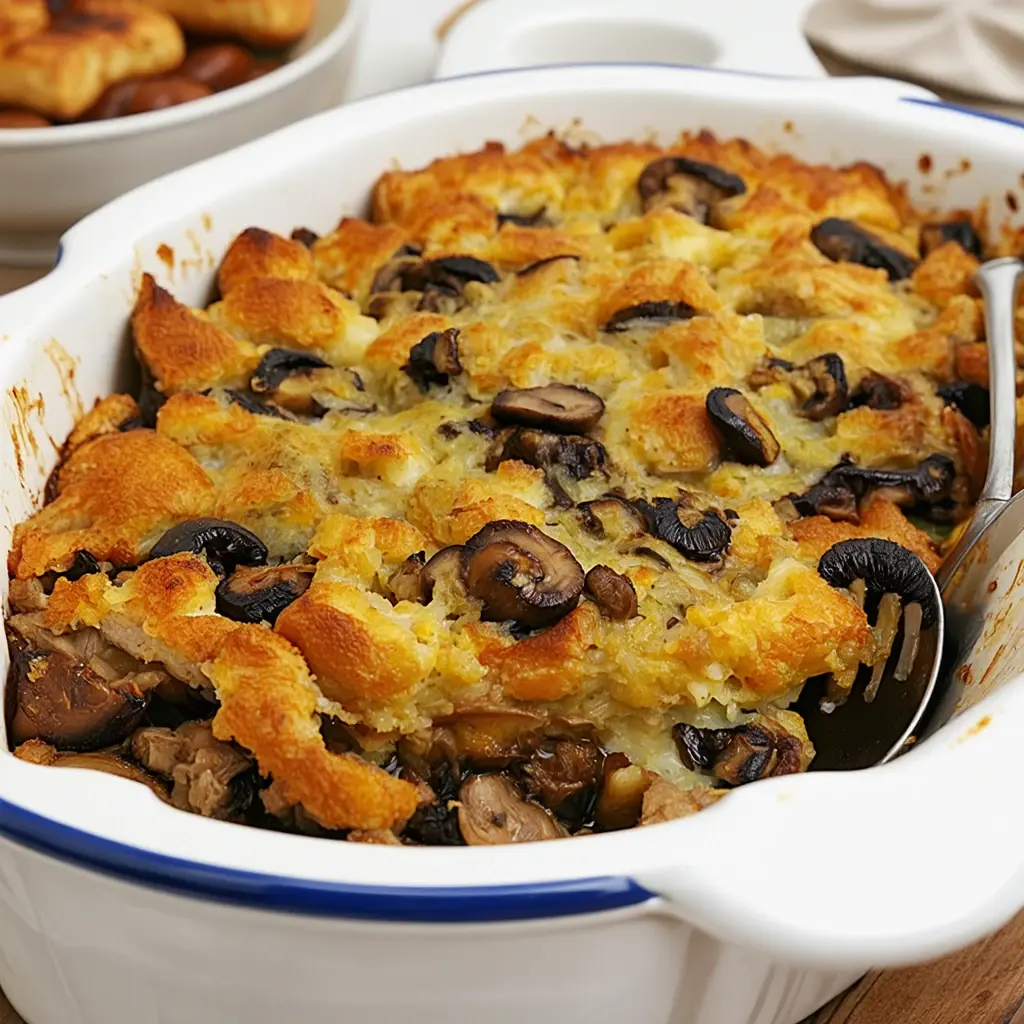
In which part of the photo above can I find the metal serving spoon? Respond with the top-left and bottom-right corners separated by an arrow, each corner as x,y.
795,257 -> 1023,771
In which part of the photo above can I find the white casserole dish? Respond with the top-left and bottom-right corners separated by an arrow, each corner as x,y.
0,0 -> 365,268
3,64 -> 1024,1024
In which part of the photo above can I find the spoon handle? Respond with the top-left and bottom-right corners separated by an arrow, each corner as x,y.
936,257 -> 1023,591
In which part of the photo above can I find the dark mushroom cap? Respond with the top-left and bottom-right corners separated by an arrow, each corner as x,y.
705,387 -> 781,466
402,328 -> 462,392
673,720 -> 804,785
584,565 -> 638,620
389,551 -> 427,603
251,348 -> 331,395
637,156 -> 747,220
400,256 -> 499,294
810,217 -> 918,281
850,372 -> 906,411
487,427 -> 607,487
290,227 -> 320,248
520,738 -> 604,829
215,564 -> 314,624
638,498 -> 732,561
823,454 -> 955,506
149,518 -> 268,578
577,495 -> 649,540
491,384 -> 605,433
602,300 -> 696,333
795,353 -> 848,420
817,538 -> 938,626
937,381 -> 990,428
6,629 -> 149,751
788,482 -> 860,524
63,550 -> 102,581
461,520 -> 584,629
920,220 -> 983,260
220,388 -> 294,421
748,356 -> 794,390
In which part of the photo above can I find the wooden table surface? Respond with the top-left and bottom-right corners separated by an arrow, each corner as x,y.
3,61 -> 1024,1024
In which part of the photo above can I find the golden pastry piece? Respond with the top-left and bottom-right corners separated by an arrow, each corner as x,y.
0,0 -> 185,120
0,0 -> 48,48
146,0 -> 315,46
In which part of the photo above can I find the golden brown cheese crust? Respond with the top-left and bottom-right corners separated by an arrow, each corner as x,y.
0,0 -> 184,119
12,131 -> 988,810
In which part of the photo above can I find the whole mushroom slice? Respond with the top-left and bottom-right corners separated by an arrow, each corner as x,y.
823,453 -> 956,508
149,518 -> 268,578
673,713 -> 812,786
460,520 -> 585,629
584,565 -> 638,620
937,381 -> 990,428
637,156 -> 747,220
601,300 -> 696,333
920,219 -> 983,260
577,495 -> 649,540
457,774 -> 567,845
810,218 -> 918,281
705,387 -> 781,466
636,498 -> 732,562
6,627 -> 152,751
215,564 -> 315,624
402,328 -> 462,392
251,348 -> 332,395
491,384 -> 605,433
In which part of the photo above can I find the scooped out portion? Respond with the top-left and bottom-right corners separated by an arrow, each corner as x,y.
5,127 -> 996,845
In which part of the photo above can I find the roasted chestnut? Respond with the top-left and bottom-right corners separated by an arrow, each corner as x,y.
637,157 -> 747,220
601,300 -> 696,333
810,218 -> 918,281
149,518 -> 268,578
705,387 -> 781,466
461,521 -> 585,629
491,384 -> 605,433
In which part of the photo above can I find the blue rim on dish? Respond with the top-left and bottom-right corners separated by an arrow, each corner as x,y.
0,799 -> 654,921
2,66 -> 1021,923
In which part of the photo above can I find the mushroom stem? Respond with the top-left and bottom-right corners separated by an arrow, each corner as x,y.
865,592 -> 902,703
894,601 -> 924,682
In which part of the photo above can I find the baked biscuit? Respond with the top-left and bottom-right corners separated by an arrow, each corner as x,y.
0,1 -> 185,119
146,0 -> 315,46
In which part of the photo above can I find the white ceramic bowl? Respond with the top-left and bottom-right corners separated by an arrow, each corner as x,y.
0,0 -> 365,267
3,65 -> 1024,1024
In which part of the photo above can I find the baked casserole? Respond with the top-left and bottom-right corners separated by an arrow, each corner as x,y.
4,132 -> 1008,844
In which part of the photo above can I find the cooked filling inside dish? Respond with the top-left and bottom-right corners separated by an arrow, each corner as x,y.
4,132 -> 1012,844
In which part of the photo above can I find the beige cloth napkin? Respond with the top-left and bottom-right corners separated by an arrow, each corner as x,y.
805,0 -> 1024,105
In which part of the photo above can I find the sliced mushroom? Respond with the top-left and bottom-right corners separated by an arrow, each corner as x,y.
149,518 -> 268,578
461,521 -> 585,629
706,387 -> 780,466
577,495 -> 649,540
674,714 -> 811,785
516,254 -> 581,276
821,454 -> 955,508
521,738 -> 604,829
937,381 -> 990,428
602,300 -> 696,333
389,551 -> 426,603
593,752 -> 653,831
793,353 -> 848,420
850,372 -> 906,411
61,550 -> 102,582
491,384 -> 605,433
636,498 -> 732,562
14,740 -> 171,801
584,565 -> 638,620
6,626 -> 152,751
132,720 -> 256,821
810,218 -> 918,281
748,356 -> 794,390
402,328 -> 462,392
457,774 -> 566,845
486,428 -> 607,503
920,220 -> 983,260
214,564 -> 314,624
290,227 -> 320,248
420,546 -> 467,602
787,482 -> 860,524
373,255 -> 499,300
817,537 -> 937,625
251,348 -> 331,395
637,156 -> 747,220
220,388 -> 294,421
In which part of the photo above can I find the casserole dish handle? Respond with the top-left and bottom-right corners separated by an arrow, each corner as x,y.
634,698 -> 1024,970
